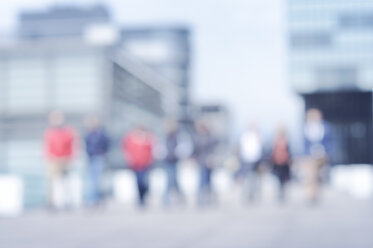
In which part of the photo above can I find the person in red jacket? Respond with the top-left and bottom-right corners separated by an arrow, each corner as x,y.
122,125 -> 155,206
271,126 -> 292,202
44,110 -> 77,209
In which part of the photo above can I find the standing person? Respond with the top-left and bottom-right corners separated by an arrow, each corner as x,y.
122,125 -> 155,207
239,124 -> 263,202
163,121 -> 185,207
303,108 -> 330,203
84,115 -> 110,207
271,127 -> 291,202
44,110 -> 77,210
193,122 -> 218,207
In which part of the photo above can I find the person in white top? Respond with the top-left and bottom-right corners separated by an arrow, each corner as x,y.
239,123 -> 263,202
303,108 -> 329,204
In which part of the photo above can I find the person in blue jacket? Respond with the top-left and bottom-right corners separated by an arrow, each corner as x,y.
84,115 -> 110,207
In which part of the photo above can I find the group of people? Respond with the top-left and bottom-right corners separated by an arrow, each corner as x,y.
237,108 -> 330,204
43,107 -> 330,210
44,111 -> 110,209
43,110 -> 218,209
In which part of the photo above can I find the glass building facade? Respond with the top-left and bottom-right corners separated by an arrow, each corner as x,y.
288,0 -> 373,164
0,41 -> 174,208
119,28 -> 191,123
0,4 -> 190,208
289,0 -> 373,92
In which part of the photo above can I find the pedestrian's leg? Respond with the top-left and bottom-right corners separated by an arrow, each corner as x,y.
278,167 -> 286,202
47,162 -> 56,209
135,171 -> 144,206
50,163 -> 64,209
170,165 -> 178,192
87,158 -> 95,205
247,169 -> 256,202
310,161 -> 318,202
279,178 -> 285,202
305,158 -> 319,203
139,170 -> 149,206
163,164 -> 172,206
91,157 -> 104,205
173,164 -> 185,204
206,168 -> 212,204
198,166 -> 207,206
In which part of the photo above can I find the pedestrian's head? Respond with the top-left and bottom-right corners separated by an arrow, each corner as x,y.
246,122 -> 259,133
134,123 -> 149,135
85,114 -> 101,130
306,108 -> 323,123
166,119 -> 178,134
276,125 -> 288,139
48,110 -> 65,127
195,120 -> 209,134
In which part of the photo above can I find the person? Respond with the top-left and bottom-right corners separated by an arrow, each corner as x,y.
122,125 -> 155,207
44,110 -> 77,210
163,121 -> 185,207
84,115 -> 110,207
239,123 -> 263,202
271,127 -> 291,202
193,121 -> 218,207
303,108 -> 330,203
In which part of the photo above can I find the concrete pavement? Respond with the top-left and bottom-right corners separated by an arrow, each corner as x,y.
1,186 -> 372,248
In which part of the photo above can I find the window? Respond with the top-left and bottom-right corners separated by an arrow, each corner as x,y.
339,13 -> 373,28
53,54 -> 100,112
290,32 -> 332,49
7,57 -> 48,112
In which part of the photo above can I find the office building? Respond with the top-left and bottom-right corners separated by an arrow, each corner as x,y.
288,0 -> 373,164
119,27 -> 191,123
0,5 -> 183,207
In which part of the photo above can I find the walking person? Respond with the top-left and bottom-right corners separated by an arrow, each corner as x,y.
239,123 -> 263,202
122,125 -> 155,207
44,110 -> 77,210
303,108 -> 330,204
84,115 -> 110,207
271,127 -> 291,202
193,122 -> 218,207
163,121 -> 185,207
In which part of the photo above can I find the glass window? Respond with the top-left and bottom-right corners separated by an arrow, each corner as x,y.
339,12 -> 373,28
290,32 -> 332,49
7,57 -> 48,113
53,54 -> 101,112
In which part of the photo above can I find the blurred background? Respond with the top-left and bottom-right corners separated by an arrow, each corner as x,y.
1,1 -> 373,248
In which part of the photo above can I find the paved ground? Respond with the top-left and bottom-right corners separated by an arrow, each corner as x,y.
1,186 -> 372,248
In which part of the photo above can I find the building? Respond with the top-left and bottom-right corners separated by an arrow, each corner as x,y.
288,0 -> 373,164
18,5 -> 110,39
119,27 -> 191,124
0,5 -> 184,208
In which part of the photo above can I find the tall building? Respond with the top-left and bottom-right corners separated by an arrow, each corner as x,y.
288,0 -> 373,164
0,5 -> 185,207
18,5 -> 110,39
119,27 -> 191,123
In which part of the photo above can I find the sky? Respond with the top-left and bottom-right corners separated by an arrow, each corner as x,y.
0,0 -> 304,146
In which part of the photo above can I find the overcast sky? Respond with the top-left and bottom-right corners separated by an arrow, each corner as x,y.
0,0 -> 303,144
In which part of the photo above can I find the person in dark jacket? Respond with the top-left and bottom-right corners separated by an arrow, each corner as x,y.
163,121 -> 185,206
271,126 -> 291,202
193,121 -> 218,206
84,115 -> 110,206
